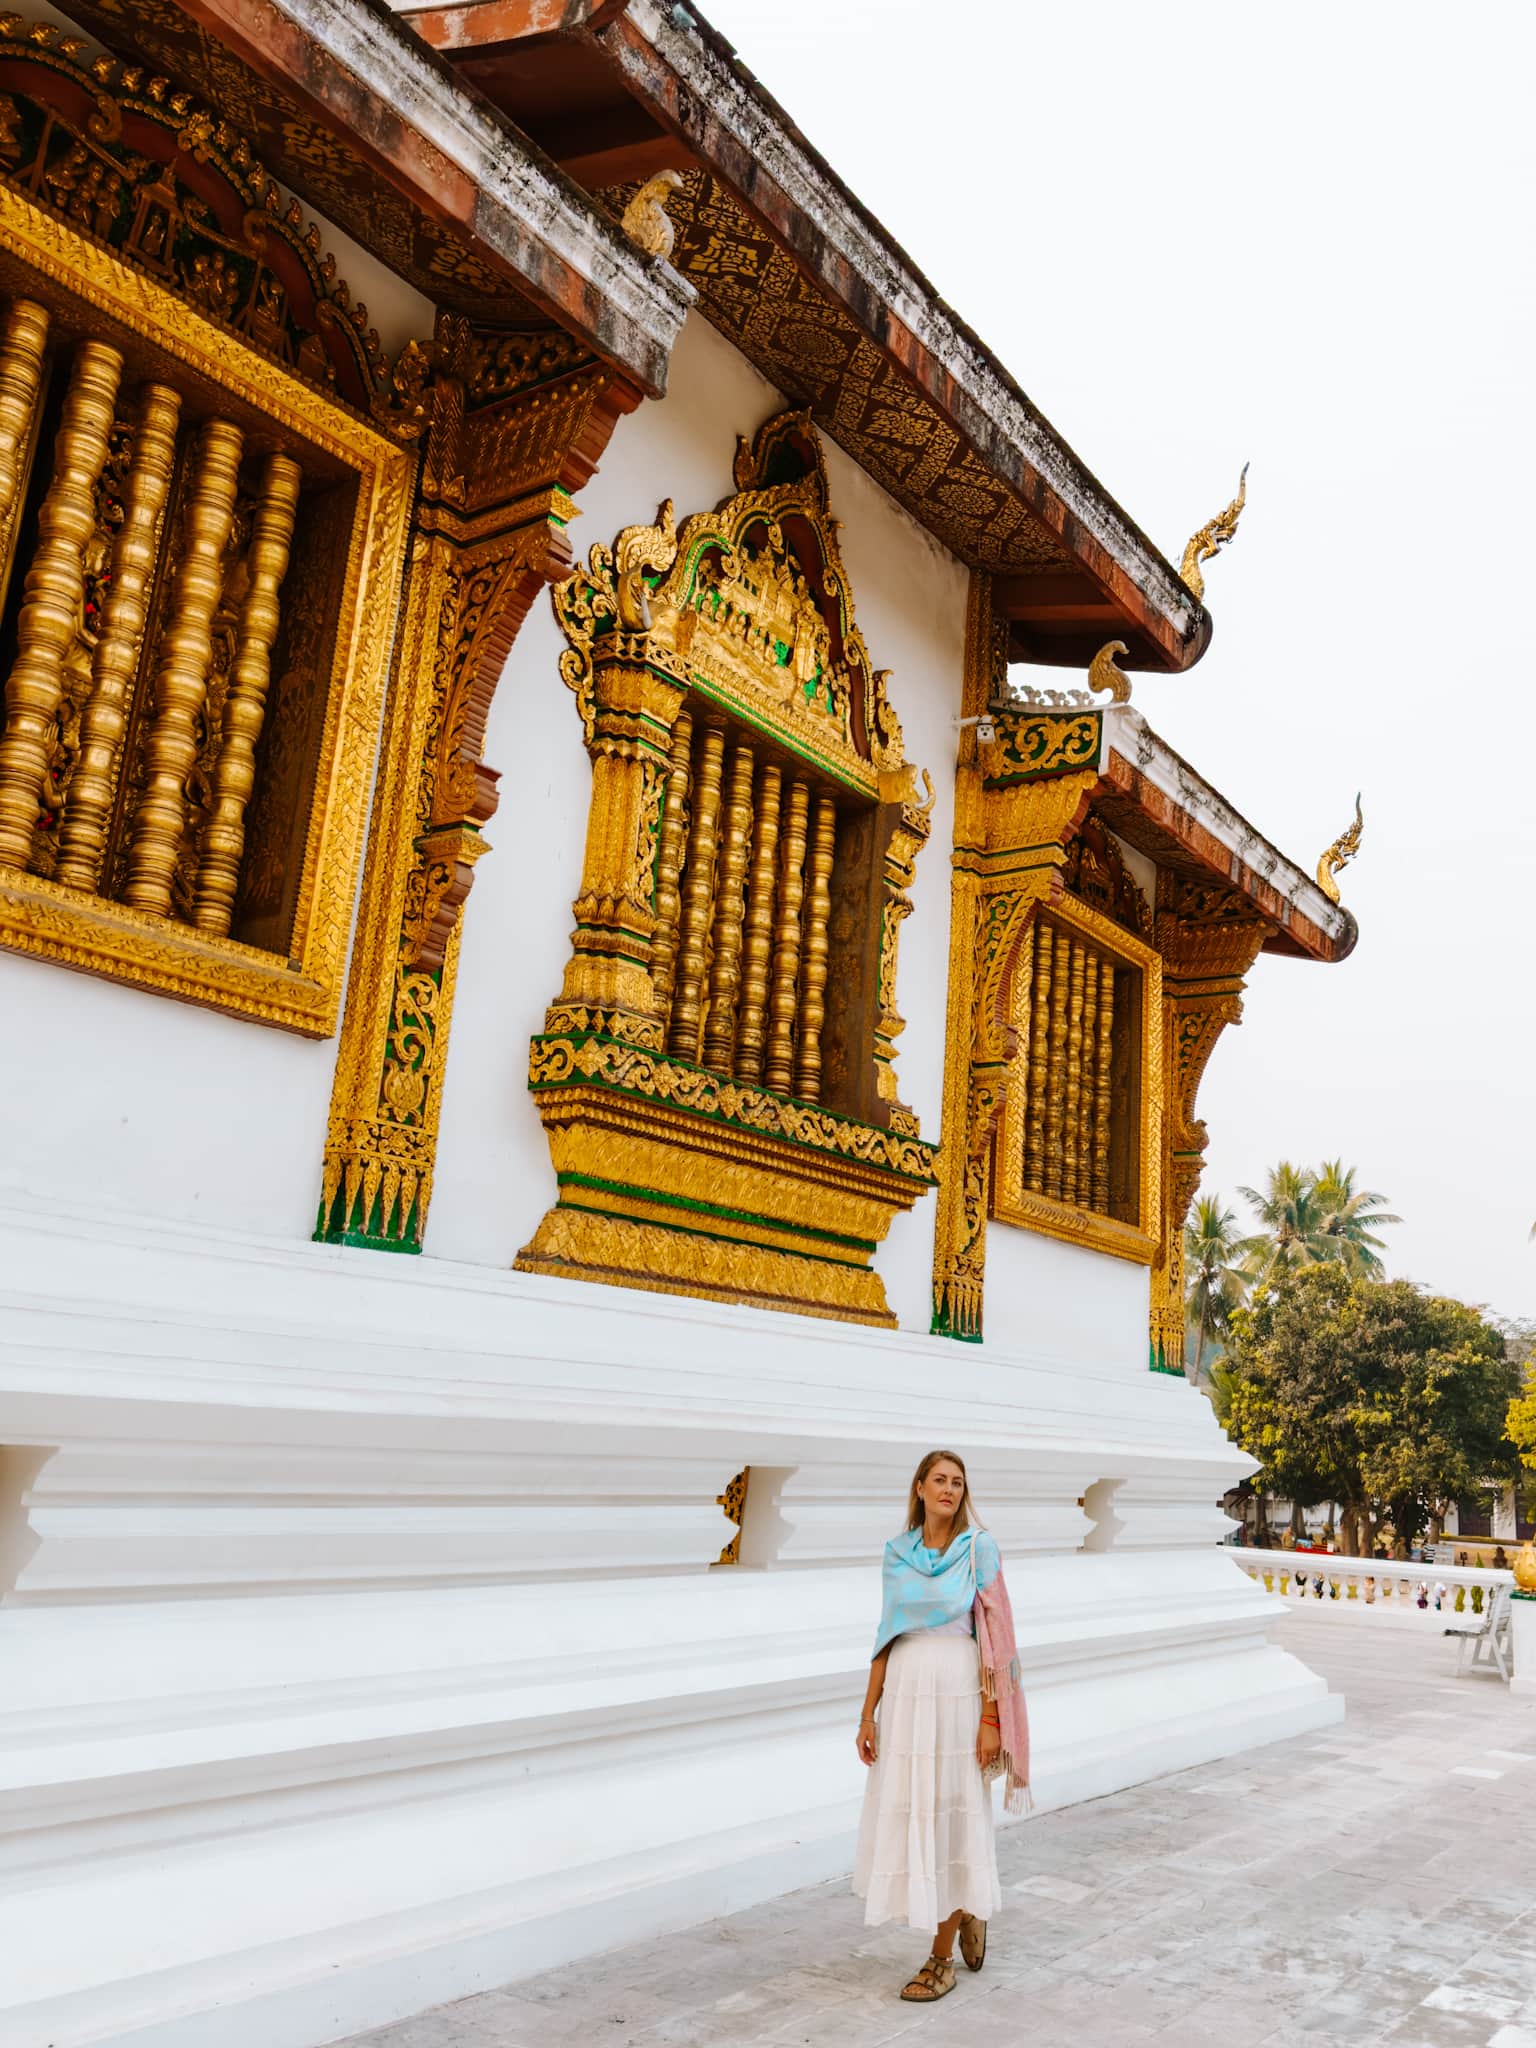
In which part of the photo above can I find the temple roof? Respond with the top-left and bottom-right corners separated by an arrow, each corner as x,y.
68,0 -> 1213,678
409,0 -> 1209,674
1095,711 -> 1357,963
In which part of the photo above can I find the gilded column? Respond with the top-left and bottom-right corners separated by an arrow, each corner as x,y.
702,737 -> 755,1073
1042,922 -> 1070,1201
1022,920 -> 1052,1193
668,721 -> 724,1061
0,297 -> 47,521
735,760 -> 781,1082
1093,960 -> 1114,1212
648,708 -> 693,1014
1063,939 -> 1087,1205
557,659 -> 685,1032
54,382 -> 181,894
1079,947 -> 1101,1211
0,338 -> 123,872
794,790 -> 836,1101
192,451 -> 302,934
122,415 -> 244,915
765,776 -> 809,1093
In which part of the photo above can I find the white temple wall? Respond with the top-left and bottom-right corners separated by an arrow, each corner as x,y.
426,311 -> 968,1317
982,1223 -> 1153,1374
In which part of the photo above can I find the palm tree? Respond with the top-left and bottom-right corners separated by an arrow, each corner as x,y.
1185,1194 -> 1247,1382
1237,1161 -> 1333,1285
1312,1158 -> 1400,1276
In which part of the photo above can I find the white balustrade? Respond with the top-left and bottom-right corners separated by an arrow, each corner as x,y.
1233,1546 -> 1514,1622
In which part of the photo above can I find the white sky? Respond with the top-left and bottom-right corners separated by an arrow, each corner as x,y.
705,0 -> 1536,1325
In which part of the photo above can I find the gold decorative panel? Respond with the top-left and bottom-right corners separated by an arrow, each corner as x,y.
0,176 -> 411,1031
991,894 -> 1163,1267
316,314 -> 641,1253
519,412 -> 938,1325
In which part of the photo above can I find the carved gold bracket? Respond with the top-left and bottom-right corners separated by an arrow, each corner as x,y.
1148,876 -> 1270,1375
315,315 -> 641,1252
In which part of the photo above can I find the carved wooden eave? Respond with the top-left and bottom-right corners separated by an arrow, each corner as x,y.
404,0 -> 1207,675
56,0 -> 692,396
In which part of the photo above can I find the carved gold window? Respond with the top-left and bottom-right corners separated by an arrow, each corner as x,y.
519,414 -> 938,1327
0,38 -> 411,1032
991,844 -> 1163,1264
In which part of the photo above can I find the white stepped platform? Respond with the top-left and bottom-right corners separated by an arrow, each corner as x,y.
0,1198 -> 1339,2048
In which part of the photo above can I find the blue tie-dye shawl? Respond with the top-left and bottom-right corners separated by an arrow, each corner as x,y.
872,1525 -> 1001,1661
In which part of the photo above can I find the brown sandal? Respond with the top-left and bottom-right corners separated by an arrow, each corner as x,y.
900,1954 -> 957,2001
959,1914 -> 987,1972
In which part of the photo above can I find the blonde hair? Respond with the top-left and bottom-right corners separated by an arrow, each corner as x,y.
905,1449 -> 981,1537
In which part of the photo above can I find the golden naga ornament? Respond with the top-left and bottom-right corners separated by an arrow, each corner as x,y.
1179,463 -> 1249,602
1315,793 -> 1364,905
1087,639 -> 1132,705
621,170 -> 685,262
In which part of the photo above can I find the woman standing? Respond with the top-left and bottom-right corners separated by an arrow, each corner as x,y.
853,1449 -> 1029,2002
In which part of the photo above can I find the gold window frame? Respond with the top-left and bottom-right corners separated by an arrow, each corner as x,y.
0,180 -> 412,1034
991,892 -> 1164,1264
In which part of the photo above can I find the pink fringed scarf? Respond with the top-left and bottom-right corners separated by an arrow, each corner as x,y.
975,1562 -> 1031,1815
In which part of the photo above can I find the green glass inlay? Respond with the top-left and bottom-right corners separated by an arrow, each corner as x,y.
558,1171 -> 878,1252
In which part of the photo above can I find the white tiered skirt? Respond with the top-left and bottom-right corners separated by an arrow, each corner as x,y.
852,1631 -> 1002,1930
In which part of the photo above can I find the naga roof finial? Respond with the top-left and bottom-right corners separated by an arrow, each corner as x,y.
1179,462 -> 1249,602
1316,793 -> 1364,905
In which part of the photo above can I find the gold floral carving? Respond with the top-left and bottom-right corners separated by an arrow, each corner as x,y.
317,313 -> 642,1252
0,175 -> 411,1031
714,1467 -> 750,1567
0,15 -> 430,428
527,412 -> 935,1323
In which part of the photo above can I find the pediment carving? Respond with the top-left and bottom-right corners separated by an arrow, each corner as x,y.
554,409 -> 909,798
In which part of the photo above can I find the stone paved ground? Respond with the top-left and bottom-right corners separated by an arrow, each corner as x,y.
346,1608 -> 1536,2048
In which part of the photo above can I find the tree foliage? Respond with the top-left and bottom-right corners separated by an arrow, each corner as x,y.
1185,1194 -> 1247,1381
1236,1160 -> 1400,1285
1500,1318 -> 1536,1472
1221,1267 -> 1516,1553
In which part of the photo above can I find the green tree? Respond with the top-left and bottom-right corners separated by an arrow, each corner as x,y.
1237,1162 -> 1334,1285
1222,1267 -> 1516,1556
1313,1159 -> 1402,1276
1185,1194 -> 1247,1383
1499,1318 -> 1536,1489
1238,1160 -> 1400,1284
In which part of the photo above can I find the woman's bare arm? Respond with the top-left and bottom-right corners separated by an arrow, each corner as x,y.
856,1647 -> 891,1764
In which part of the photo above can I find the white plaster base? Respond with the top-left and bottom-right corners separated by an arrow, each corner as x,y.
1510,1595 -> 1536,1695
0,1200 -> 1339,2048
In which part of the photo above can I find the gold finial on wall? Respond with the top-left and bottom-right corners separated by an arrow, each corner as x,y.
622,170 -> 685,262
1088,639 -> 1132,704
1316,793 -> 1363,904
1179,462 -> 1249,602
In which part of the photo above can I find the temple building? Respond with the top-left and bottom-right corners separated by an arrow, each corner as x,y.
0,3 -> 1358,2042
